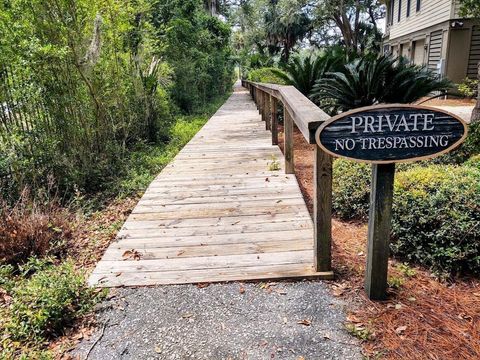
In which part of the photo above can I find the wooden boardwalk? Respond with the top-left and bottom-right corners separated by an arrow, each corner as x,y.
89,85 -> 332,287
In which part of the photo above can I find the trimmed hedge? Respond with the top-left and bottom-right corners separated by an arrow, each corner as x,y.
392,165 -> 480,275
332,159 -> 480,276
247,67 -> 288,85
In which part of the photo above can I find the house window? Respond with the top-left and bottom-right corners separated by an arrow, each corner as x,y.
416,0 -> 421,12
407,0 -> 411,17
398,0 -> 402,22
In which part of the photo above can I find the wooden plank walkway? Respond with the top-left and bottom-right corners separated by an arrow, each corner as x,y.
89,85 -> 333,287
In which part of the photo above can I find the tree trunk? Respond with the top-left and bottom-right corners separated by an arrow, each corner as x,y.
473,61 -> 480,123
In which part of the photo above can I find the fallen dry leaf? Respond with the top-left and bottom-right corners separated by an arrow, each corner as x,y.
297,319 -> 311,326
395,325 -> 407,334
197,282 -> 210,289
122,249 -> 142,261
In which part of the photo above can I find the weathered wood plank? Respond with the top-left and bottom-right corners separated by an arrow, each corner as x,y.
102,239 -> 313,261
89,263 -> 333,287
114,229 -> 313,248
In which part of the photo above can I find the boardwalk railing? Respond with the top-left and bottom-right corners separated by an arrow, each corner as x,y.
241,79 -> 333,273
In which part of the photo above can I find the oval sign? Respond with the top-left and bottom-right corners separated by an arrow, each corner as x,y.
315,104 -> 468,163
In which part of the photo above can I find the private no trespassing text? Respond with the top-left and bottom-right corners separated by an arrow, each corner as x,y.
334,113 -> 449,151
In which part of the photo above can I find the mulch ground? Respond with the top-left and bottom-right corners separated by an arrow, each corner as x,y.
278,124 -> 480,359
418,97 -> 476,106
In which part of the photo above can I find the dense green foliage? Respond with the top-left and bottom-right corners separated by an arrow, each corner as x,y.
0,0 -> 233,199
229,0 -> 383,73
247,67 -> 288,84
153,0 -> 234,112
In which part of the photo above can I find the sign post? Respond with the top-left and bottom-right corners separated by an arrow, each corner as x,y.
315,104 -> 468,300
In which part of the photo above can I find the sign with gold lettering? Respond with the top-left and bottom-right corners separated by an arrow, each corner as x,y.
315,105 -> 468,163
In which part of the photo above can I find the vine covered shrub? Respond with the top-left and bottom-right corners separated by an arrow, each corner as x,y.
391,165 -> 480,276
332,159 -> 371,220
247,67 -> 289,85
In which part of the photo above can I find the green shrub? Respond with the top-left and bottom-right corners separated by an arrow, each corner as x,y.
4,260 -> 101,342
247,67 -> 289,85
392,165 -> 480,276
458,77 -> 479,98
332,159 -> 371,220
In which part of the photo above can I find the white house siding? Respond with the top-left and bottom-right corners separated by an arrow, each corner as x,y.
388,0 -> 453,40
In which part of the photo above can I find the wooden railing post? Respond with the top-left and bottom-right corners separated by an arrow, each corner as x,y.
266,94 -> 271,131
314,146 -> 332,272
259,90 -> 263,115
271,96 -> 278,145
365,163 -> 395,300
262,91 -> 267,121
283,108 -> 294,174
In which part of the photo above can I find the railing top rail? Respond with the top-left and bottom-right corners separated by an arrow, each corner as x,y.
244,80 -> 330,144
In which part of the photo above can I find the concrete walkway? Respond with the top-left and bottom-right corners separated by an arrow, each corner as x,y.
73,282 -> 361,359
432,105 -> 474,123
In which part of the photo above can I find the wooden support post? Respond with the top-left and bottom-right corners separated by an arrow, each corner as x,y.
271,96 -> 278,145
284,108 -> 294,174
259,91 -> 263,115
313,146 -> 332,272
266,95 -> 271,131
262,92 -> 267,121
365,163 -> 395,300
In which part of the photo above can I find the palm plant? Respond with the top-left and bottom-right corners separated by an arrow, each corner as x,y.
272,49 -> 349,97
271,54 -> 337,96
311,55 -> 452,114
